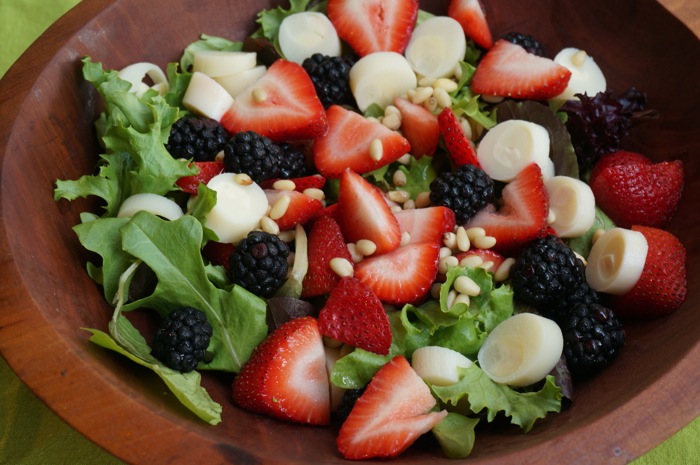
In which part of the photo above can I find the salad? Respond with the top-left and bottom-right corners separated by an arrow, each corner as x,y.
53,0 -> 687,460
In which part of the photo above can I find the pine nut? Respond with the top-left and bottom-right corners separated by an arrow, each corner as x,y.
384,105 -> 400,117
234,173 -> 254,186
356,239 -> 377,256
418,76 -> 437,87
433,86 -> 452,109
473,235 -> 497,250
439,255 -> 459,274
330,257 -> 354,278
572,50 -> 588,67
456,226 -> 470,252
439,246 -> 453,260
397,153 -> 412,165
454,275 -> 481,296
303,187 -> 325,201
273,179 -> 296,191
494,257 -> 516,282
480,260 -> 495,271
403,199 -> 416,210
547,208 -> 556,224
278,230 -> 296,242
260,216 -> 280,235
466,227 -> 486,241
459,255 -> 483,268
411,86 -> 434,104
459,118 -> 473,140
442,232 -> 457,249
390,204 -> 402,213
387,189 -> 410,204
214,150 -> 225,162
382,112 -> 401,130
433,78 -> 459,93
453,293 -> 471,308
415,191 -> 431,208
430,283 -> 442,299
269,194 -> 290,220
346,243 -> 363,263
423,96 -> 438,112
369,138 -> 383,161
252,87 -> 267,103
393,170 -> 408,186
401,231 -> 412,246
446,289 -> 457,309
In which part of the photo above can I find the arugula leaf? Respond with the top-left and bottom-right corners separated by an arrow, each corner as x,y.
85,323 -> 222,425
432,412 -> 479,459
431,367 -> 562,432
120,212 -> 268,373
180,34 -> 244,72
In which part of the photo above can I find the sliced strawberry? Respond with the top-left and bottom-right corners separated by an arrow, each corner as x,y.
318,277 -> 392,355
589,158 -> 683,229
448,0 -> 493,49
302,215 -> 354,298
394,206 -> 456,245
589,150 -> 652,182
454,248 -> 506,271
471,39 -> 572,100
259,174 -> 327,192
232,316 -> 330,425
466,163 -> 549,255
220,59 -> 328,142
610,226 -> 687,319
313,105 -> 411,178
437,107 -> 480,167
337,355 -> 448,459
202,240 -> 236,270
327,0 -> 419,57
394,98 -> 440,158
176,161 -> 224,194
264,189 -> 324,231
354,242 -> 440,306
336,168 -> 402,255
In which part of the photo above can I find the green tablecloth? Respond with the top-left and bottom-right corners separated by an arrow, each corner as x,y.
0,1 -> 697,464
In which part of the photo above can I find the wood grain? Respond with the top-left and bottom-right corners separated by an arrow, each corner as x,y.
0,1 -> 698,464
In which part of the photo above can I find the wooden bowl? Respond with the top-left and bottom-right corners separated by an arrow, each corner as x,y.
1,0 -> 698,463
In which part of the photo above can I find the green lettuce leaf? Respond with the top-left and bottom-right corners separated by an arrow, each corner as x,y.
432,412 -> 479,459
180,34 -> 244,71
84,322 -> 222,425
120,212 -> 268,373
431,367 -> 562,432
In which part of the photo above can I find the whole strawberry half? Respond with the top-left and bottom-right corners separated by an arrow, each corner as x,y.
327,0 -> 419,57
313,105 -> 411,178
336,168 -> 402,255
337,355 -> 447,459
609,226 -> 687,319
589,155 -> 683,229
448,0 -> 493,49
354,242 -> 440,306
318,276 -> 392,355
302,215 -> 354,298
232,316 -> 330,425
220,59 -> 328,142
466,163 -> 549,255
471,39 -> 572,100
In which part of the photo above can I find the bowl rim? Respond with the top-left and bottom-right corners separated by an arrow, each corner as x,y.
0,0 -> 699,464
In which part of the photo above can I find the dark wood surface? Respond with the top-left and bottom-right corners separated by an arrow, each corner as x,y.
0,1 -> 698,464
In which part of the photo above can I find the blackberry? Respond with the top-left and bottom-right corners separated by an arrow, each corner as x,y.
151,306 -> 213,373
542,281 -> 600,322
429,164 -> 494,224
223,131 -> 282,183
511,235 -> 586,308
278,142 -> 311,179
302,53 -> 352,108
166,116 -> 228,161
501,32 -> 545,57
229,231 -> 290,298
335,388 -> 365,422
560,302 -> 625,379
